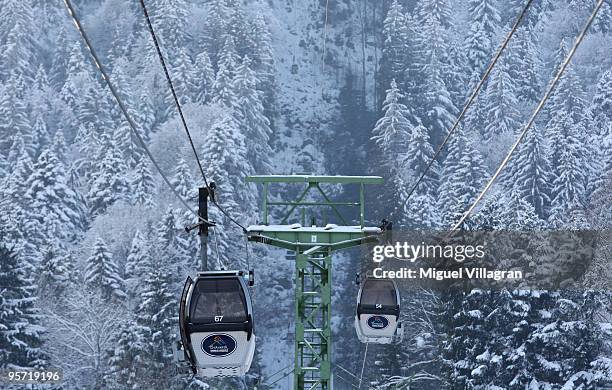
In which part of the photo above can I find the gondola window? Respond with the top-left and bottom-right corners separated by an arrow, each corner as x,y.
361,280 -> 397,307
190,279 -> 248,323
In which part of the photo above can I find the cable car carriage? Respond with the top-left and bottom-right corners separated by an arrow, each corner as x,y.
355,276 -> 403,344
175,270 -> 255,377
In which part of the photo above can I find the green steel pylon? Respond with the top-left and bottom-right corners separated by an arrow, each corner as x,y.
246,175 -> 383,390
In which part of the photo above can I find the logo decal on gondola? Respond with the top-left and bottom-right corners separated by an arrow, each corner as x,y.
201,334 -> 237,357
367,315 -> 389,330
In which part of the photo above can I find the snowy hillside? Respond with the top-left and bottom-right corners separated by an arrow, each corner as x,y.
0,0 -> 611,389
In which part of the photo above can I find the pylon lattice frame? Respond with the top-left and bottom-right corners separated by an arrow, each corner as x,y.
246,175 -> 382,390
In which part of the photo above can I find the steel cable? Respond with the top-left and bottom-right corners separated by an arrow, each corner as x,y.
62,0 -> 212,225
388,0 -> 536,223
449,0 -> 605,232
139,0 -> 248,233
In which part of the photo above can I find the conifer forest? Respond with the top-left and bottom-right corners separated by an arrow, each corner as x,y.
0,0 -> 611,389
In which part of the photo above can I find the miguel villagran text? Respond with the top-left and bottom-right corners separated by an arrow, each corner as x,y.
373,267 -> 523,281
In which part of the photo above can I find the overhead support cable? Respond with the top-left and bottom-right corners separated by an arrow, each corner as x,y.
449,0 -> 605,232
138,0 -> 207,183
358,342 -> 369,389
138,0 -> 248,233
389,0 -> 536,222
259,366 -> 295,389
61,0 -> 212,225
321,0 -> 330,72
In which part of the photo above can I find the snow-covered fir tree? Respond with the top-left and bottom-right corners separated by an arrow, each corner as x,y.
370,79 -> 416,217
130,153 -> 155,207
31,114 -> 50,159
6,132 -> 29,166
154,208 -> 183,266
549,39 -> 587,123
28,66 -> 55,145
250,11 -> 275,115
589,68 -> 612,138
404,193 -> 440,229
60,41 -> 92,108
38,238 -> 75,298
125,230 -> 152,282
25,147 -> 87,241
84,237 -> 126,302
3,147 -> 33,211
402,122 -> 439,195
79,82 -> 109,131
106,325 -> 147,389
464,0 -> 501,85
151,0 -> 189,53
49,25 -> 69,88
413,0 -> 458,145
172,47 -> 197,104
371,79 -> 413,155
499,189 -> 544,229
482,56 -> 520,140
0,244 -> 47,370
233,55 -> 273,174
135,90 -> 155,141
380,0 -> 410,90
218,34 -> 239,78
0,0 -> 35,81
0,72 -> 31,154
200,0 -> 229,67
88,132 -> 130,216
171,156 -> 196,201
504,124 -> 553,218
593,1 -> 612,34
587,69 -> 612,202
200,112 -> 253,219
51,129 -> 68,166
74,123 -> 98,182
547,110 -> 588,223
212,48 -> 237,106
550,140 -> 587,223
525,291 -> 610,388
194,50 -> 216,103
228,3 -> 256,58
511,25 -> 542,104
438,129 -> 487,227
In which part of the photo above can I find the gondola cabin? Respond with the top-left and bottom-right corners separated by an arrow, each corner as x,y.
178,270 -> 255,377
355,277 -> 403,344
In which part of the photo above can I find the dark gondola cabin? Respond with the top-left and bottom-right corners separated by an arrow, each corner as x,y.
355,277 -> 403,344
178,270 -> 255,377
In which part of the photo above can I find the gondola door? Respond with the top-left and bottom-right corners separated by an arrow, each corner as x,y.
178,276 -> 196,373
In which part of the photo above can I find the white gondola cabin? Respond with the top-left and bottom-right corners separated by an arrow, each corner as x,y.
177,270 -> 255,377
355,277 -> 403,344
